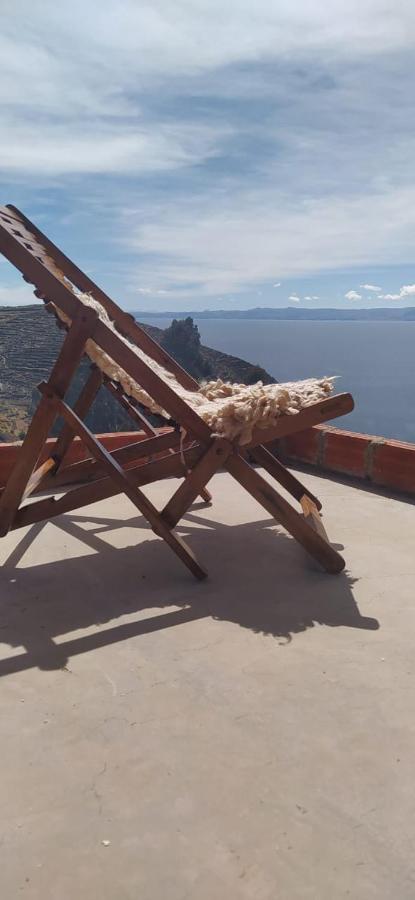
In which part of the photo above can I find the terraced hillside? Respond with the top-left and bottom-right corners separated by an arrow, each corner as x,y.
0,305 -> 274,440
0,305 -> 64,438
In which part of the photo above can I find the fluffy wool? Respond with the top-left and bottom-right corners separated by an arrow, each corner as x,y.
52,293 -> 334,445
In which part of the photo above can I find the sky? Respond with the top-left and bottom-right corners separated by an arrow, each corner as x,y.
1,1 -> 415,311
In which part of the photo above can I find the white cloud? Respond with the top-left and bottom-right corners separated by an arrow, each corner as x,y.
124,185 -> 415,297
0,119 -> 229,177
2,0 -> 415,308
289,294 -> 300,302
378,283 -> 415,301
345,290 -> 362,301
137,286 -> 168,296
1,2 -> 415,177
360,283 -> 382,291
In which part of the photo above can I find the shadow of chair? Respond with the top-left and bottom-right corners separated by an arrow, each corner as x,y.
0,503 -> 379,676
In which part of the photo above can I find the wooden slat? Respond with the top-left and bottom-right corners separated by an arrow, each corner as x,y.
46,306 -> 99,394
49,394 -> 207,580
103,380 -> 211,504
13,446 -> 204,530
42,429 -> 181,489
226,453 -> 345,574
22,457 -> 57,500
0,307 -> 97,537
247,393 -> 354,448
103,379 -> 158,435
162,439 -> 232,528
250,445 -> 322,510
300,495 -> 329,542
53,364 -> 103,469
103,380 -> 212,504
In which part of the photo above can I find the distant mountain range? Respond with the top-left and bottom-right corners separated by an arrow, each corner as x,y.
135,306 -> 415,321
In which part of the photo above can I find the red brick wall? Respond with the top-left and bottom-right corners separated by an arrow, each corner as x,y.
276,426 -> 415,496
1,426 -> 414,497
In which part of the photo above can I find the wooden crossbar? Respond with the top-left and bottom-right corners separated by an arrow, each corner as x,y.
38,386 -> 207,580
161,438 -> 232,528
53,365 -> 103,470
226,453 -> 345,574
249,445 -> 322,510
102,377 -> 211,504
103,378 -> 158,435
248,392 -> 354,447
13,447 -> 203,530
40,430 -> 181,490
22,457 -> 57,500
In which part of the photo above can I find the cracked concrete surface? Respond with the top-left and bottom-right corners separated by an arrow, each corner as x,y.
0,469 -> 414,899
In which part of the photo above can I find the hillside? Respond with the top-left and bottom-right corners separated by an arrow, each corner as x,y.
0,305 -> 274,440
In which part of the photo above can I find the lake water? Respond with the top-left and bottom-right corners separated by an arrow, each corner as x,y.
139,318 -> 415,443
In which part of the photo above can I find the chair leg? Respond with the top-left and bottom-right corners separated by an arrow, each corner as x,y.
250,444 -> 322,510
161,439 -> 232,528
49,392 -> 208,580
0,395 -> 58,537
227,452 -> 345,574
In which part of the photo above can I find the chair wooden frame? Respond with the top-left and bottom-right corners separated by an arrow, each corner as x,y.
0,205 -> 354,578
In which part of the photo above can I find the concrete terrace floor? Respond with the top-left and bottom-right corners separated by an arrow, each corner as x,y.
0,468 -> 414,900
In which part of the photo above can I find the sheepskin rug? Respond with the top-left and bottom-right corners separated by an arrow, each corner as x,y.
53,294 -> 334,445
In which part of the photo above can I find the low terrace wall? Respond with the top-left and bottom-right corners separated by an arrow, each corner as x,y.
0,426 -> 414,497
274,425 -> 415,497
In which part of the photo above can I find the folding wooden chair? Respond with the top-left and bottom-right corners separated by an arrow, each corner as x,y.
0,205 -> 354,578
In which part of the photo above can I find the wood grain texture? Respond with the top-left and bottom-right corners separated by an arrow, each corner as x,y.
227,453 -> 345,574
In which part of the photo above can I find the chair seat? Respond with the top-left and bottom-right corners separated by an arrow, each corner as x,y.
192,377 -> 334,444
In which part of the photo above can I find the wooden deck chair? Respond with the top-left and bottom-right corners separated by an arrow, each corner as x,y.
0,205 -> 354,579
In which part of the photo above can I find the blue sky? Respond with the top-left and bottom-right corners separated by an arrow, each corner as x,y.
1,1 -> 415,311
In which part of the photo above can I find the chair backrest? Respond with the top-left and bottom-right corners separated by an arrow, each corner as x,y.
0,205 -> 211,442
0,205 -> 199,389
